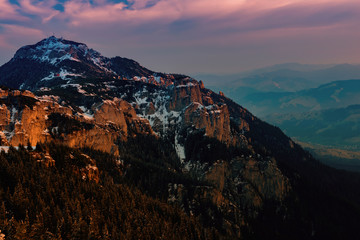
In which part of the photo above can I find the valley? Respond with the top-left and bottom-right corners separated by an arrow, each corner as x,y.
199,64 -> 360,173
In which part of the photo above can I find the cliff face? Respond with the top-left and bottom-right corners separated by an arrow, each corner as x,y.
0,89 -> 153,155
182,102 -> 231,143
0,91 -> 71,146
169,81 -> 203,111
0,75 -> 296,239
0,37 -> 326,239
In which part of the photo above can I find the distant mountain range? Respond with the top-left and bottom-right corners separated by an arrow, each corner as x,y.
243,79 -> 360,117
266,104 -> 360,151
297,141 -> 360,173
195,62 -> 360,93
196,63 -> 360,171
0,37 -> 360,239
240,79 -> 360,155
196,63 -> 360,114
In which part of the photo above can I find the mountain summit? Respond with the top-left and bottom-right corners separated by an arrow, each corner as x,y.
0,36 -> 155,90
14,36 -> 102,64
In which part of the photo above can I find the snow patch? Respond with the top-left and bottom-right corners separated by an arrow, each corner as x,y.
59,69 -> 83,80
176,83 -> 195,88
78,106 -> 94,120
174,134 -> 185,163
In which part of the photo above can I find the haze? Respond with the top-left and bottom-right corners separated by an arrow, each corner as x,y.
0,0 -> 360,75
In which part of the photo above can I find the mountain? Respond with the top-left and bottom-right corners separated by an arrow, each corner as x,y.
196,63 -> 360,111
0,37 -> 360,239
237,63 -> 360,92
296,141 -> 360,172
205,64 -> 360,172
196,63 -> 360,93
241,79 -> 360,117
0,36 -> 157,91
266,105 -> 360,151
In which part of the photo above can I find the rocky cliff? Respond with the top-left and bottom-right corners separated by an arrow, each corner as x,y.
0,89 -> 153,155
0,37 -> 349,239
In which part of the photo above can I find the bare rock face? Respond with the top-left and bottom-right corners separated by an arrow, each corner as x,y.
31,151 -> 56,168
205,156 -> 290,206
59,99 -> 153,155
61,126 -> 121,156
0,90 -> 154,156
205,160 -> 230,191
94,98 -> 129,134
93,98 -> 153,140
169,82 -> 203,111
79,154 -> 100,183
0,104 -> 11,131
199,80 -> 205,89
0,94 -> 71,146
183,102 -> 232,143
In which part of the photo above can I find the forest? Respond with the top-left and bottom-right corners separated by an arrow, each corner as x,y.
0,142 -> 221,239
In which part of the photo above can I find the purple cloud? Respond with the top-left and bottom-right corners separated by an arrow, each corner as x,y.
0,0 -> 359,74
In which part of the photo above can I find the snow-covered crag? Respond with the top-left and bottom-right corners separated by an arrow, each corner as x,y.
0,36 -> 157,90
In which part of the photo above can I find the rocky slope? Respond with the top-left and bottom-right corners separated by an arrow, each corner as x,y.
0,88 -> 153,155
0,37 -> 359,239
0,36 -> 157,91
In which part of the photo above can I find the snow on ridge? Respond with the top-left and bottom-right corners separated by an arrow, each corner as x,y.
30,37 -> 86,65
41,73 -> 56,81
78,106 -> 94,120
39,95 -> 60,103
176,82 -> 195,88
10,106 -> 18,122
132,87 -> 182,135
20,37 -> 114,73
60,83 -> 88,95
175,133 -> 186,163
41,69 -> 83,82
59,68 -> 83,79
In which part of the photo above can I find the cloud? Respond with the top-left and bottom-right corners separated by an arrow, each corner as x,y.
16,0 -> 61,23
0,0 -> 360,72
0,23 -> 46,64
3,0 -> 360,32
0,0 -> 28,22
0,23 -> 45,48
238,1 -> 360,31
48,0 -> 360,40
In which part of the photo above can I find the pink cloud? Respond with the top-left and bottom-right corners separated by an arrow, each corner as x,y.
0,35 -> 11,49
0,24 -> 45,48
2,0 -> 357,31
17,0 -> 60,23
1,0 -> 360,73
0,0 -> 28,21
53,0 -> 360,36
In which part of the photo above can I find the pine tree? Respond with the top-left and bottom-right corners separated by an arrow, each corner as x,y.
27,140 -> 33,151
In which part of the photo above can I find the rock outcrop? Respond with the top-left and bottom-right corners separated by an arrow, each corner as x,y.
169,81 -> 203,111
0,89 -> 153,156
182,102 -> 232,143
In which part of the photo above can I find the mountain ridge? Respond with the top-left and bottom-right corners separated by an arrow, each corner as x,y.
0,37 -> 359,239
0,36 -> 160,91
196,62 -> 360,92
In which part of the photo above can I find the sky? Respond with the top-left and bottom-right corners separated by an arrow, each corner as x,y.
0,0 -> 360,75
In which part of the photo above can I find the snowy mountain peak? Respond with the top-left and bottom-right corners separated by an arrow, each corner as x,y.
13,36 -> 111,70
0,37 -> 185,90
